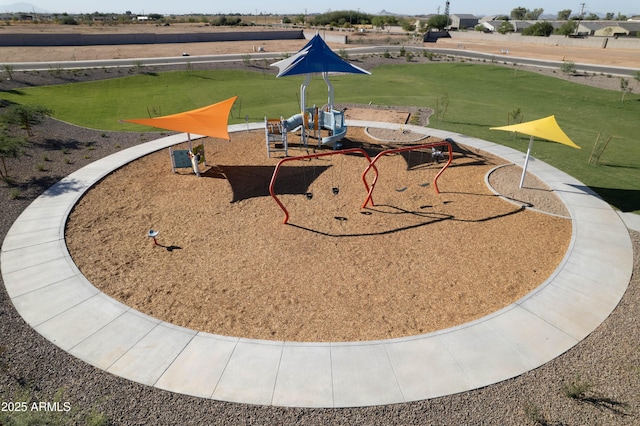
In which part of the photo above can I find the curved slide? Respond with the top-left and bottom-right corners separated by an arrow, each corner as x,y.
320,109 -> 347,148
281,110 -> 347,148
321,127 -> 347,148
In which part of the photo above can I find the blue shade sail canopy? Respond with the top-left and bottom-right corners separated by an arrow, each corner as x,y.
271,33 -> 370,116
271,33 -> 370,77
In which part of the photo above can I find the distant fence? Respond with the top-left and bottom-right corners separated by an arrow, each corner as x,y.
304,31 -> 348,44
447,31 -> 640,50
0,29 -> 305,46
424,31 -> 451,42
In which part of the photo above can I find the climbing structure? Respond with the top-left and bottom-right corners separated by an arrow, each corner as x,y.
270,34 -> 370,148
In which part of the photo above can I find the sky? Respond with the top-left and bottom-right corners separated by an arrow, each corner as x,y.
5,1 -> 638,17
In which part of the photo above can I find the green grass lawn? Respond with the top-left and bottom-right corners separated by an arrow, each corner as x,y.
2,62 -> 639,213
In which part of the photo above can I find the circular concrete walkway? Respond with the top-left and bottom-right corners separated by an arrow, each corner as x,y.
1,121 -> 633,407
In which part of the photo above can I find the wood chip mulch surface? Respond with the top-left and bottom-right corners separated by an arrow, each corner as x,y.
65,127 -> 572,342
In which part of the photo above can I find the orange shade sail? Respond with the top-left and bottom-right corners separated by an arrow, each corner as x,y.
122,96 -> 237,140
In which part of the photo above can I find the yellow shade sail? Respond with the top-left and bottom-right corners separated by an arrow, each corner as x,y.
122,96 -> 237,140
490,115 -> 579,188
490,115 -> 580,149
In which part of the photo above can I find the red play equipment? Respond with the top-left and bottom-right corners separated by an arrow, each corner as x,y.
269,140 -> 453,225
361,140 -> 453,209
269,148 -> 378,224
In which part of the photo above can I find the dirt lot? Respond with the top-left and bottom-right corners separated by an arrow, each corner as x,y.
434,36 -> 640,68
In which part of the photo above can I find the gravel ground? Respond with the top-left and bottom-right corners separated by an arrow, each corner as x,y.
1,55 -> 639,425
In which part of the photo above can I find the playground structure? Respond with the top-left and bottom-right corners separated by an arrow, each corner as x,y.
269,140 -> 453,224
264,104 -> 347,158
264,117 -> 288,157
362,140 -> 453,209
270,33 -> 369,152
268,148 -> 377,224
281,104 -> 347,148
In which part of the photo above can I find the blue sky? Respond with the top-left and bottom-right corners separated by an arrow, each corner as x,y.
5,1 -> 638,17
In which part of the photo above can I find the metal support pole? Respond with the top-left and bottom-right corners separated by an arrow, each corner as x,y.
519,135 -> 534,189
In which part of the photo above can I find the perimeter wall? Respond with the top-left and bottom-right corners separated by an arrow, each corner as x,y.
0,29 -> 306,46
447,31 -> 640,50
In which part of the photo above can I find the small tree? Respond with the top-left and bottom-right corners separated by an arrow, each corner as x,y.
510,7 -> 527,20
371,16 -> 385,29
497,21 -> 515,34
555,20 -> 577,36
60,16 -> 78,25
0,127 -> 26,179
508,108 -> 523,124
560,61 -> 576,75
620,78 -> 632,102
562,375 -> 593,400
427,14 -> 450,31
4,105 -> 53,136
436,93 -> 450,122
400,20 -> 416,32
522,22 -> 554,37
524,8 -> 544,20
3,64 -> 14,81
557,9 -> 572,20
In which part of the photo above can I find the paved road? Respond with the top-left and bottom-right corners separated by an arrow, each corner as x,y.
5,46 -> 637,77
